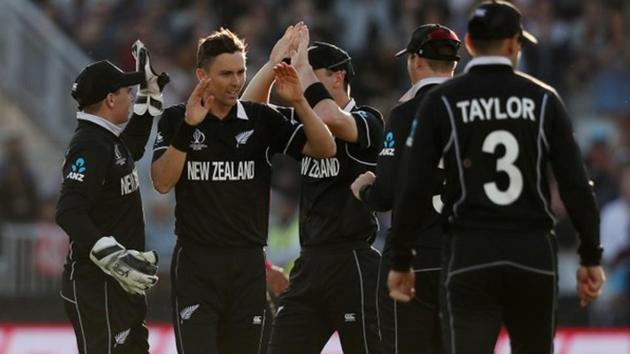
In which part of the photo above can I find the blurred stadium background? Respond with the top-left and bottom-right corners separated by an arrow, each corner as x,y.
0,0 -> 628,353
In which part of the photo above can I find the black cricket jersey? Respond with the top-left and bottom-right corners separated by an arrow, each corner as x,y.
361,78 -> 448,250
56,112 -> 153,278
152,100 -> 307,247
391,56 -> 601,270
276,99 -> 384,247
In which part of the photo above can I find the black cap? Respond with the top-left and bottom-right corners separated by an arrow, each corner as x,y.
71,60 -> 144,110
468,0 -> 537,44
395,24 -> 461,61
308,41 -> 355,82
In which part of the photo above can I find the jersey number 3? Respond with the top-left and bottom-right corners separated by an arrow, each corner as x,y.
482,130 -> 523,205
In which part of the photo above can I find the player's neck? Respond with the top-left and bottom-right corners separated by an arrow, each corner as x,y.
211,102 -> 233,120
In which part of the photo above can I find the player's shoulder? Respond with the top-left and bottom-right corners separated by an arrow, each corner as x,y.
239,100 -> 288,120
353,104 -> 384,126
514,70 -> 559,96
162,103 -> 187,122
67,128 -> 112,156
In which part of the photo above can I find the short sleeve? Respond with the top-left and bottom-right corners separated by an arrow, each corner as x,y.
152,105 -> 183,161
351,107 -> 384,149
263,105 -> 307,159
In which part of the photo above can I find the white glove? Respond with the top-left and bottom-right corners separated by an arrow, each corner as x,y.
90,236 -> 159,295
132,40 -> 170,116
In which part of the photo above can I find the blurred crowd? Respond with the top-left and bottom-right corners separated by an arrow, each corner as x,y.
1,0 -> 627,325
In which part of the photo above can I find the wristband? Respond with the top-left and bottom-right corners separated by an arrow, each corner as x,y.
171,120 -> 195,152
265,258 -> 272,272
304,82 -> 333,108
358,184 -> 371,202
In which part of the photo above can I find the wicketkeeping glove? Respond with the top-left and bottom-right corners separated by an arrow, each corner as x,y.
132,40 -> 170,116
90,236 -> 159,295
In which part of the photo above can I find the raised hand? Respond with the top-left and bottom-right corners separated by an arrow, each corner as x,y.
270,22 -> 304,65
273,62 -> 305,104
132,40 -> 170,116
185,78 -> 214,126
291,24 -> 310,70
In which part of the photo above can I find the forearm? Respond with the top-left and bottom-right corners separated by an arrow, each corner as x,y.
292,98 -> 336,157
242,62 -> 276,103
121,112 -> 154,161
151,148 -> 187,194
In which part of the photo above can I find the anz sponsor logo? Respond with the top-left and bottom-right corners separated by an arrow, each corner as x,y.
187,160 -> 255,181
66,157 -> 86,182
120,168 -> 140,195
301,156 -> 340,179
379,132 -> 396,156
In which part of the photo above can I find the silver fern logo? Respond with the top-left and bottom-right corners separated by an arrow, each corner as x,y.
180,304 -> 200,323
114,328 -> 131,347
235,130 -> 255,148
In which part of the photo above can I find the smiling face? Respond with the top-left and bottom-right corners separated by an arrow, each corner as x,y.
197,52 -> 246,110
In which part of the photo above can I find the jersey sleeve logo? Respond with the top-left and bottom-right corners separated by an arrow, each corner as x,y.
235,129 -> 255,148
66,157 -> 86,182
380,132 -> 396,156
114,144 -> 127,166
190,129 -> 207,151
154,131 -> 164,148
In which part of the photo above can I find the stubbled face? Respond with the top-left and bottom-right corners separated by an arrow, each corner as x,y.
111,87 -> 133,124
198,52 -> 246,110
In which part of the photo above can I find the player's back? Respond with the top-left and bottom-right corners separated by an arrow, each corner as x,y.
435,58 -> 560,233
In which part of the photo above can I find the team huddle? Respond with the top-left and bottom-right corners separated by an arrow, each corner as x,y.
55,1 -> 605,354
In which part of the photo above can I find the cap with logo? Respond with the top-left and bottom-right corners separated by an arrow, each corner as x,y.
468,0 -> 538,44
308,41 -> 355,82
72,60 -> 145,110
395,24 -> 462,61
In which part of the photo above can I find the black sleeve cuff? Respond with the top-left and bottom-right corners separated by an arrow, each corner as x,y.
578,244 -> 603,266
390,247 -> 414,271
358,184 -> 371,203
304,82 -> 333,108
171,120 -> 195,152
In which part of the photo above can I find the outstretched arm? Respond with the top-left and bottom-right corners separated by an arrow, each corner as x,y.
151,79 -> 213,193
274,63 -> 336,158
242,23 -> 303,103
292,28 -> 360,143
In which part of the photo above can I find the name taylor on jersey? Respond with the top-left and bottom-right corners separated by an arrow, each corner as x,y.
456,96 -> 536,123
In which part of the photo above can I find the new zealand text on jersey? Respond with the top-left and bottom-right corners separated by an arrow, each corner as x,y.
456,96 -> 536,123
187,160 -> 255,181
301,156 -> 340,178
120,169 -> 140,195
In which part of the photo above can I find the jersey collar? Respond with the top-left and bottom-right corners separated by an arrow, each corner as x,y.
76,111 -> 124,137
342,98 -> 356,112
236,100 -> 249,120
398,77 -> 450,103
464,56 -> 513,73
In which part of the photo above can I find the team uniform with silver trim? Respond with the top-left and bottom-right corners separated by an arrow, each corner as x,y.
391,57 -> 602,354
360,78 -> 448,354
57,112 -> 154,354
267,100 -> 384,354
152,100 -> 307,354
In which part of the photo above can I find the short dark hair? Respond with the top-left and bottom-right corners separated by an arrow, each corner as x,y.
197,28 -> 246,69
425,58 -> 457,73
